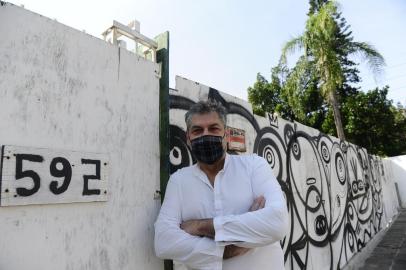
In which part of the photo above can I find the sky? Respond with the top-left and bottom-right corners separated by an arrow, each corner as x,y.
10,0 -> 406,106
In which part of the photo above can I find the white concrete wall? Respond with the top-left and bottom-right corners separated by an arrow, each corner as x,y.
169,76 -> 400,270
381,158 -> 401,224
387,155 -> 406,208
0,3 -> 162,270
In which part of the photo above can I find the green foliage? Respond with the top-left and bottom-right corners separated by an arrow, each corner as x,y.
247,0 -> 405,156
343,87 -> 406,156
247,72 -> 280,117
280,1 -> 384,140
248,66 -> 295,120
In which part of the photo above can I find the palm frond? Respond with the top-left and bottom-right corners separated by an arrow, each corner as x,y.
351,41 -> 386,79
280,36 -> 305,66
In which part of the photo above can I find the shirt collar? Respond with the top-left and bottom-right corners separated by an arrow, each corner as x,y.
192,153 -> 230,185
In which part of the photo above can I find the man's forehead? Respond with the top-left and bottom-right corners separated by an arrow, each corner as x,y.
190,112 -> 223,125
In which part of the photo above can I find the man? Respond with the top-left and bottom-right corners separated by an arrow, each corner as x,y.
155,100 -> 288,270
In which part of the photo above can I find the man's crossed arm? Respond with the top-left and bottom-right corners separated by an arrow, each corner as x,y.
180,196 -> 266,259
155,157 -> 288,268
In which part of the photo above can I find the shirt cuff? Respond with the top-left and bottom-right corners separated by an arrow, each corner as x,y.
202,244 -> 224,270
214,215 -> 235,244
202,259 -> 223,270
214,215 -> 249,248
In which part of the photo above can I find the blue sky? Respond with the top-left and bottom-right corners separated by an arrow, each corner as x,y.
13,0 -> 406,106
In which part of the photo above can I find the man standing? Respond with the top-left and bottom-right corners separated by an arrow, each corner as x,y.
155,100 -> 288,270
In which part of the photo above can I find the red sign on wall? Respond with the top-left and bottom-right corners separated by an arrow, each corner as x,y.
226,127 -> 246,152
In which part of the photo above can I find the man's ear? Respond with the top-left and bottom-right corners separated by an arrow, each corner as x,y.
223,127 -> 228,150
223,126 -> 229,140
186,130 -> 192,147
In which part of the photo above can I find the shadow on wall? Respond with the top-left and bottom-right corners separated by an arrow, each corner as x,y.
168,77 -> 399,270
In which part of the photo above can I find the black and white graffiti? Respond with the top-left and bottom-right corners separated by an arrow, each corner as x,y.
169,80 -> 393,270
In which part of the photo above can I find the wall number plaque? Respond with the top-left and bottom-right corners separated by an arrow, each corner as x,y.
0,145 -> 109,206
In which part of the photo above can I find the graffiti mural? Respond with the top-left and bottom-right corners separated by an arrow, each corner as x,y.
169,76 -> 398,270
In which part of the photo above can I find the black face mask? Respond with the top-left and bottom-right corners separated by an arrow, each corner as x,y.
190,135 -> 225,165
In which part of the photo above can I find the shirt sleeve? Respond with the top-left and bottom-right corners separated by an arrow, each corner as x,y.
213,155 -> 289,248
154,174 -> 224,270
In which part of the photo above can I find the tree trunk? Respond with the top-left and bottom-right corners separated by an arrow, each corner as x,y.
329,90 -> 346,140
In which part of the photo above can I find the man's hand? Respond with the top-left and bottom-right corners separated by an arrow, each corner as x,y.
223,245 -> 251,259
249,195 -> 265,211
180,219 -> 215,238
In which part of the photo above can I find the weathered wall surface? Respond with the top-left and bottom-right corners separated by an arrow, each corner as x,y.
387,155 -> 406,208
0,3 -> 162,270
169,76 -> 400,270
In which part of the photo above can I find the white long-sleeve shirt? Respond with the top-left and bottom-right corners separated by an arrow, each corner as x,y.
154,154 -> 289,270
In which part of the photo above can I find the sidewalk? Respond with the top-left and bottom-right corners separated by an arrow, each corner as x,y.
360,209 -> 406,270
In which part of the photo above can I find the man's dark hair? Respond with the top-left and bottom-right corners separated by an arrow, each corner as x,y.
185,100 -> 227,130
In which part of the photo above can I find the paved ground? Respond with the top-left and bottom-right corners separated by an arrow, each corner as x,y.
359,209 -> 406,270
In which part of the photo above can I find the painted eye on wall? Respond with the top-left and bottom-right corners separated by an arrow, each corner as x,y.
169,125 -> 195,174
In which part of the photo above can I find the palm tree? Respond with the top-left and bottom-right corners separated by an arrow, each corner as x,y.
280,1 -> 384,140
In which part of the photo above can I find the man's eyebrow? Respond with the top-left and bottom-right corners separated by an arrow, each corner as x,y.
190,123 -> 222,130
190,125 -> 203,130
